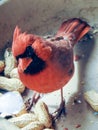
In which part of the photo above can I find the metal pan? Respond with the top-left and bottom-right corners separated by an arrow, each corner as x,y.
0,0 -> 98,129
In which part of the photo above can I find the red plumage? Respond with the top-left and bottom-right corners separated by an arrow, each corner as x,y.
12,18 -> 90,93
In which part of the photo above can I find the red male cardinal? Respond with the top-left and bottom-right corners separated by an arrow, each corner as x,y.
12,18 -> 90,118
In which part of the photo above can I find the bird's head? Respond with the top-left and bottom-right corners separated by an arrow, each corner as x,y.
12,26 -> 52,61
12,26 -> 36,60
12,26 -> 52,75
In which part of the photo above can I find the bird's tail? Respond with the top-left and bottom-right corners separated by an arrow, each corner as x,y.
56,18 -> 90,44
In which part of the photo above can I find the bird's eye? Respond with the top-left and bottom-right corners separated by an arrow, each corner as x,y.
26,46 -> 35,58
16,52 -> 26,61
16,46 -> 35,60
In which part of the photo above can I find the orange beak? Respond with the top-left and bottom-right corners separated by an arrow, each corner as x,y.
18,58 -> 33,72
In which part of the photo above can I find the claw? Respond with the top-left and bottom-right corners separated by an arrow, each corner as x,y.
52,99 -> 66,121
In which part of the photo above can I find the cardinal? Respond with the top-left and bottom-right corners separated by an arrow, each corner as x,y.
12,18 -> 90,118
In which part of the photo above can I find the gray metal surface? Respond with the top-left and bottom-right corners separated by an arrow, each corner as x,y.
0,0 -> 98,129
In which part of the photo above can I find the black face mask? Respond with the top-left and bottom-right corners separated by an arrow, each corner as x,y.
16,46 -> 46,75
16,46 -> 35,60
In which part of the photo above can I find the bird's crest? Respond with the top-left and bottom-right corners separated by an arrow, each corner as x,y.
12,26 -> 35,57
12,26 -> 52,61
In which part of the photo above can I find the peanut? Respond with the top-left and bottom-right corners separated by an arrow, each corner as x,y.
84,90 -> 98,111
10,68 -> 19,79
34,101 -> 52,128
4,48 -> 17,77
8,113 -> 38,128
21,121 -> 44,130
0,76 -> 25,93
15,106 -> 27,117
0,60 -> 5,72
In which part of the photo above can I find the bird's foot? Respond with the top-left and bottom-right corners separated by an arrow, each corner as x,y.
25,92 -> 41,111
52,99 -> 66,121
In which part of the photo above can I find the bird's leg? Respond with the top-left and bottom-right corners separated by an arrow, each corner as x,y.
32,92 -> 41,104
52,88 -> 66,120
25,92 -> 41,111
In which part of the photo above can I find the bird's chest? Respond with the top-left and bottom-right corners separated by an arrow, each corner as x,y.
18,47 -> 74,93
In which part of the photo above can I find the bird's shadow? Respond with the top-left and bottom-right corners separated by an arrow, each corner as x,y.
74,33 -> 95,93
55,34 -> 96,129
